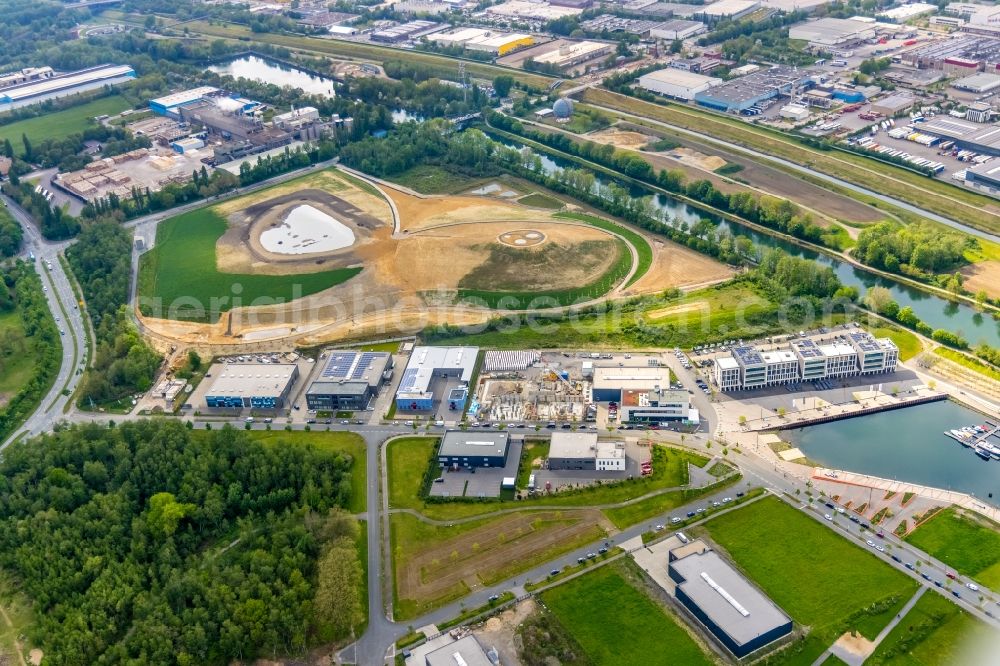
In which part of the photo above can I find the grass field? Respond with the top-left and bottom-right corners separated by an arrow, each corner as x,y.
0,571 -> 36,664
580,88 -> 1000,237
518,192 -> 564,209
194,429 -> 368,513
934,347 -> 1000,383
387,436 -> 710,521
700,495 -> 918,665
540,562 -> 712,665
457,236 -> 632,309
137,207 -> 361,323
867,323 -> 922,361
389,165 -> 491,195
391,510 -> 605,619
866,591 -> 992,665
427,281 -> 845,351
602,475 -> 740,529
180,20 -> 553,89
904,506 -> 1000,588
0,95 -> 130,144
556,212 -> 654,288
0,310 -> 36,407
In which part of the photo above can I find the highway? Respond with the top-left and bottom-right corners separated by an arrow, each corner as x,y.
1,195 -> 88,449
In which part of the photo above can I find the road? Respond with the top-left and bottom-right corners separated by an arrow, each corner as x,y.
582,98 -> 1000,244
1,195 -> 88,449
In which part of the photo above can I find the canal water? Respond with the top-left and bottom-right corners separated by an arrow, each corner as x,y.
208,55 -> 336,97
783,400 -> 1000,506
506,140 -> 1000,347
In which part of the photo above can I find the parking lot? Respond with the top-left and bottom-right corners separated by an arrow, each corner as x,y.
429,439 -> 523,499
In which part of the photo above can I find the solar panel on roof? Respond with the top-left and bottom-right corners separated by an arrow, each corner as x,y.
321,351 -> 358,379
350,352 -> 378,379
398,368 -> 420,392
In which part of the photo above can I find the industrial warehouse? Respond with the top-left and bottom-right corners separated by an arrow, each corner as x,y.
713,332 -> 899,391
427,28 -> 534,56
694,66 -> 812,113
305,350 -> 394,411
0,64 -> 136,112
203,363 -> 299,409
668,540 -> 793,658
638,68 -> 722,101
548,432 -> 625,471
395,346 -> 478,412
437,430 -> 511,468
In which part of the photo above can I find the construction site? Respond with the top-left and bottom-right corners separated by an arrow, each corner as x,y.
473,350 -> 593,423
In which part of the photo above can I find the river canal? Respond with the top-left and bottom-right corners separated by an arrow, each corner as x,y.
511,142 -> 1000,347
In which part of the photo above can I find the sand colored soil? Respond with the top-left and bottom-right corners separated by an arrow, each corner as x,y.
397,510 -> 608,609
214,169 -> 393,223
626,238 -> 734,297
393,222 -> 618,293
587,127 -> 655,149
646,300 -> 711,320
669,146 -> 727,171
960,261 -> 1000,300
388,188 -> 556,233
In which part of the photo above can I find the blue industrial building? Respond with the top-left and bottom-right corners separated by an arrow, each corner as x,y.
395,346 -> 478,412
438,430 -> 510,469
694,66 -> 813,113
149,86 -> 220,116
204,363 -> 298,410
0,64 -> 136,113
668,540 -> 792,658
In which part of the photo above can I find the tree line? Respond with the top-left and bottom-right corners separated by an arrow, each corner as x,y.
486,111 -> 833,247
0,261 -> 61,442
853,221 -> 972,290
0,420 -> 364,664
0,206 -> 22,257
65,222 -> 162,407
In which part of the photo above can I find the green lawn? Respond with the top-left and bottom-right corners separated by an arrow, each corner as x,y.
243,429 -> 367,513
0,571 -> 36,661
386,435 -> 710,521
389,165 -> 489,195
867,323 -> 922,361
518,192 -> 564,209
866,591 -> 992,665
0,95 -> 131,144
426,281 -> 826,351
934,347 -> 1000,383
904,506 -> 1000,588
391,511 -> 604,619
137,207 -> 361,323
0,309 -> 36,404
701,495 -> 919,665
602,475 -> 741,529
541,563 -> 712,665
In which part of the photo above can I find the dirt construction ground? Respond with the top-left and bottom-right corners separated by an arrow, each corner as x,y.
960,261 -> 1000,301
625,236 -> 734,296
396,510 -> 610,612
137,172 -> 734,348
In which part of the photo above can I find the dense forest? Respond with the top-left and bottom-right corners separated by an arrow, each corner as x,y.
0,207 -> 22,257
852,221 -> 972,287
0,420 -> 364,664
65,222 -> 161,406
0,261 -> 61,441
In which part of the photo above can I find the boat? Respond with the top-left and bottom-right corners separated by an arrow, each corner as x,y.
950,430 -> 973,446
974,446 -> 992,461
981,442 -> 1000,459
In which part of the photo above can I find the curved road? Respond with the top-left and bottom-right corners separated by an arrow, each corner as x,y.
1,196 -> 88,449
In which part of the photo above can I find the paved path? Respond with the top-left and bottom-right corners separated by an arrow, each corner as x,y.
813,586 -> 928,666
